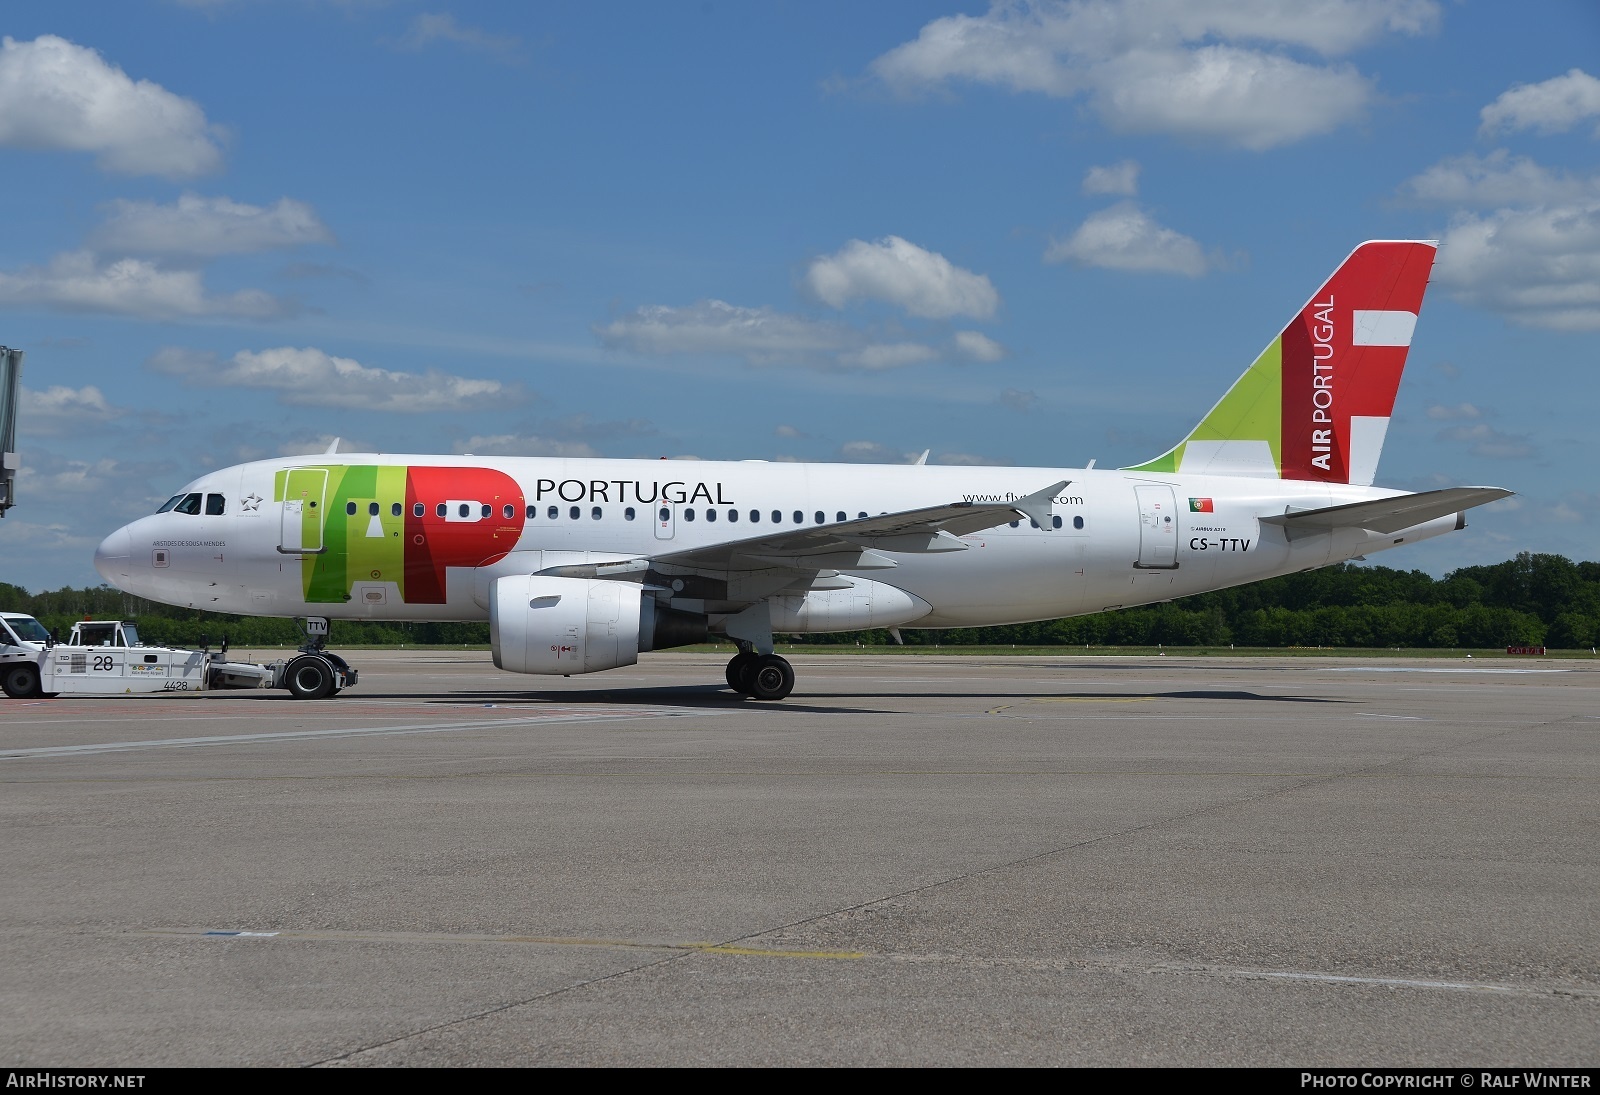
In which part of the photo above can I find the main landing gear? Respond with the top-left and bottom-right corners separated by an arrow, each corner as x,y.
725,650 -> 795,701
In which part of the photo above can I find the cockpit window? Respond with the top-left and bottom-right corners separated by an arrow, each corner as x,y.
173,493 -> 203,515
156,495 -> 185,514
205,494 -> 225,516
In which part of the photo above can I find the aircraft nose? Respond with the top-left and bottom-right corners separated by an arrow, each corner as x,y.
94,526 -> 132,585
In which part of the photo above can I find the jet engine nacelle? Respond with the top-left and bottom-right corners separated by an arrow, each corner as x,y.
489,574 -> 710,675
490,574 -> 641,675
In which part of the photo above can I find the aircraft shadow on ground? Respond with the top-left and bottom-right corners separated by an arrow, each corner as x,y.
423,683 -> 888,715
401,685 -> 1346,709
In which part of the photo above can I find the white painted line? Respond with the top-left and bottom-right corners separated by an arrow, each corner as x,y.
1217,967 -> 1592,998
1321,666 -> 1567,674
0,709 -> 705,759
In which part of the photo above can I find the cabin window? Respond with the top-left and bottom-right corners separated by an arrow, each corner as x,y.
1073,516 -> 1085,530
684,508 -> 696,522
458,503 -> 470,518
414,503 -> 425,517
625,507 -> 636,521
205,494 -> 226,516
750,510 -> 761,523
591,506 -> 602,520
369,502 -> 380,517
836,511 -> 846,522
480,504 -> 491,518
814,511 -> 824,524
549,506 -> 559,520
569,506 -> 580,520
705,508 -> 716,523
858,512 -> 867,520
1008,520 -> 1019,528
436,503 -> 447,518
173,493 -> 203,516
793,511 -> 803,524
504,504 -> 515,520
347,502 -> 358,516
658,507 -> 670,523
392,503 -> 403,517
727,509 -> 737,523
773,511 -> 783,524
1052,516 -> 1062,529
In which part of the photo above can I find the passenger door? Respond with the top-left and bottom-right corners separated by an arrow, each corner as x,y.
279,468 -> 328,554
1134,484 -> 1179,569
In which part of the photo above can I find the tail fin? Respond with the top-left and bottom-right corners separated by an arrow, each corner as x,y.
1125,240 -> 1437,486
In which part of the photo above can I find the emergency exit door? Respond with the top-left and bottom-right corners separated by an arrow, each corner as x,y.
1134,484 -> 1178,569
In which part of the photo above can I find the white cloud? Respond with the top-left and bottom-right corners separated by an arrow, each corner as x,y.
17,385 -> 125,436
90,194 -> 333,258
0,251 -> 287,319
596,300 -> 853,363
1083,160 -> 1140,196
836,342 -> 939,370
839,440 -> 921,464
805,236 -> 999,319
277,435 -> 376,459
1398,150 -> 1600,208
595,299 -> 952,370
868,1 -> 1436,149
1000,388 -> 1041,413
1435,203 -> 1600,331
392,14 -> 522,62
953,330 -> 1006,362
1479,68 -> 1600,138
453,435 -> 599,458
1425,403 -> 1481,421
1098,46 -> 1375,150
775,424 -> 807,439
1435,422 -> 1535,460
147,346 -> 523,412
931,450 -> 1006,466
1045,201 -> 1214,276
0,35 -> 223,178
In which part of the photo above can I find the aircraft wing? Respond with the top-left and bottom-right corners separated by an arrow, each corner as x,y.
1258,486 -> 1513,536
647,479 -> 1071,573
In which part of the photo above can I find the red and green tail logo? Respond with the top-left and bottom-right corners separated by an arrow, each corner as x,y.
1126,241 -> 1437,486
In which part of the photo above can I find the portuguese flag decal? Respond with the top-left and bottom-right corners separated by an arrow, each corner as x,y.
1188,497 -> 1214,512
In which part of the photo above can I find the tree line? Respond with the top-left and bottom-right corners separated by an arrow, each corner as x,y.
3,552 -> 1597,650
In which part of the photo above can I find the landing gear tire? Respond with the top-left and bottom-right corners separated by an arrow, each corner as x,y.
285,655 -> 336,700
725,652 -> 759,693
746,654 -> 795,701
3,665 -> 46,699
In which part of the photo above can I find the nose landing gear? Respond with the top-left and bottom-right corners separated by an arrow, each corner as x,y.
724,649 -> 795,701
281,616 -> 359,700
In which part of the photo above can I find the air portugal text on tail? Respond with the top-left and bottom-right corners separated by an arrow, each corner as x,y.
85,240 -> 1512,704
1129,240 -> 1435,486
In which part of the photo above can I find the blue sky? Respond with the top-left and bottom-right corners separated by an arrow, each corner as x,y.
1,0 -> 1597,592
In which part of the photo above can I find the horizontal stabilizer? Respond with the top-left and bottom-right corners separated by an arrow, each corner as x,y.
1259,487 -> 1512,536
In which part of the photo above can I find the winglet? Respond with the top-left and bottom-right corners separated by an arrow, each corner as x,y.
914,449 -> 930,466
1014,480 -> 1069,530
323,437 -> 341,455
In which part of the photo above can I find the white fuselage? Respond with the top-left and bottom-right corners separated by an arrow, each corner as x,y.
93,455 -> 1459,628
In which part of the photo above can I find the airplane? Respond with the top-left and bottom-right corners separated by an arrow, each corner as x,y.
91,240 -> 1512,701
